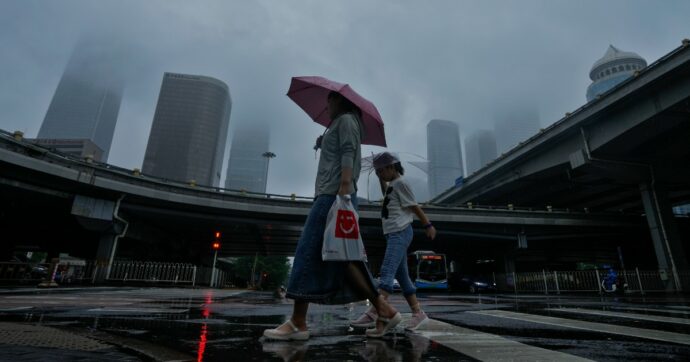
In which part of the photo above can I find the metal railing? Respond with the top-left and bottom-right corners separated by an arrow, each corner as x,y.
492,268 -> 689,294
194,267 -> 230,288
107,261 -> 197,285
0,259 -> 237,288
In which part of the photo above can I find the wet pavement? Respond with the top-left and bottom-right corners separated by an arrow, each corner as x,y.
0,287 -> 689,361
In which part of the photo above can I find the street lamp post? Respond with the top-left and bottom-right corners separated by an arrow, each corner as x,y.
261,151 -> 276,194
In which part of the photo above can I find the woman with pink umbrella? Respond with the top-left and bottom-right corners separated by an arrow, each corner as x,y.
263,77 -> 400,340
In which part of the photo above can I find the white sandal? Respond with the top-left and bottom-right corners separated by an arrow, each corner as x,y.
365,312 -> 402,338
263,320 -> 310,341
350,310 -> 378,328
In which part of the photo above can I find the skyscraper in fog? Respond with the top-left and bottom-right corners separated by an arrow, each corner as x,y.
465,129 -> 497,174
225,123 -> 270,193
586,45 -> 647,102
143,72 -> 231,187
427,119 -> 463,198
37,40 -> 125,161
493,103 -> 540,154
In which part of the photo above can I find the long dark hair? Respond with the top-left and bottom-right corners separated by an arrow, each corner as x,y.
328,91 -> 362,119
393,162 -> 405,175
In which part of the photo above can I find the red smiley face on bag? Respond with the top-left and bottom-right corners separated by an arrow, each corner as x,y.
335,210 -> 359,239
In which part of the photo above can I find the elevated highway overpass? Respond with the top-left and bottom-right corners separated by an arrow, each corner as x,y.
0,128 -> 643,275
434,41 -> 690,279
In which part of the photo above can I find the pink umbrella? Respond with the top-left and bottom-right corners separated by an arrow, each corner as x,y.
287,76 -> 387,147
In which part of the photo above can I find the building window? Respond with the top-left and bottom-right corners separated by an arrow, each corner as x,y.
618,65 -> 624,71
612,67 -> 618,73
606,69 -> 611,75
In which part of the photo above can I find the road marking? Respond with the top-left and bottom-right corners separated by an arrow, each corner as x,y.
0,306 -> 33,311
86,307 -> 189,314
412,318 -> 593,361
547,307 -> 690,325
472,310 -> 690,346
609,306 -> 690,316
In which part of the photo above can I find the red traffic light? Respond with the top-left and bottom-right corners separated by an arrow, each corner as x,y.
212,242 -> 221,250
214,231 -> 221,239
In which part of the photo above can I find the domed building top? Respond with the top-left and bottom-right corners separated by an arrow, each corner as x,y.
589,45 -> 647,81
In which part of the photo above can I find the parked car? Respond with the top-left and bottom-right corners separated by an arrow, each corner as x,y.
9,255 -> 49,280
450,274 -> 496,293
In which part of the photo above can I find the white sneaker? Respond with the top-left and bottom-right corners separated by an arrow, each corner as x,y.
405,311 -> 429,331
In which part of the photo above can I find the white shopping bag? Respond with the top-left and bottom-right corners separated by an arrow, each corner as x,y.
322,195 -> 367,262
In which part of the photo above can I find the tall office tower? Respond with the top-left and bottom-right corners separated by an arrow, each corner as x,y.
225,123 -> 270,193
427,119 -> 463,198
465,129 -> 497,174
493,102 -> 540,155
586,45 -> 647,102
37,40 -> 125,161
142,73 -> 231,187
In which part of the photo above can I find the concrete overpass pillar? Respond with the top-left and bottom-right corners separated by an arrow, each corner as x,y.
72,195 -> 128,282
96,232 -> 117,266
639,183 -> 688,290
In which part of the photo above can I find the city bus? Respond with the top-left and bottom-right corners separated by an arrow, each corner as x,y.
408,250 -> 449,290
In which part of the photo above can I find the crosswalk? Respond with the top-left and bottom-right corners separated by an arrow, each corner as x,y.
413,318 -> 594,361
409,303 -> 690,361
545,307 -> 690,325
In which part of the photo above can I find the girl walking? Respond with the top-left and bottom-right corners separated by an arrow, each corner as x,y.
351,152 -> 437,332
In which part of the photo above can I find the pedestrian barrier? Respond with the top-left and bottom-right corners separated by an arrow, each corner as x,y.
0,259 -> 234,288
493,268 -> 687,294
194,267 -> 229,288
107,261 -> 197,285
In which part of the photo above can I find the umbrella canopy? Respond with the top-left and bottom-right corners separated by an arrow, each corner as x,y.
287,76 -> 387,147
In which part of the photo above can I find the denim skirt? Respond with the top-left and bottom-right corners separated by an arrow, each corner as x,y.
286,194 -> 377,304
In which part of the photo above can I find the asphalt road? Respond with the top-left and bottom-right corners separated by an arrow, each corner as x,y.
1,287 -> 689,361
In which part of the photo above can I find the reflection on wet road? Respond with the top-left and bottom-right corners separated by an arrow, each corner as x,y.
1,287 -> 689,361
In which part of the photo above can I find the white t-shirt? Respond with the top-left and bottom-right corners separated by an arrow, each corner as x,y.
381,177 -> 418,234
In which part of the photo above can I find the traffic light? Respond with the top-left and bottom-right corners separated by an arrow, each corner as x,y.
212,231 -> 221,250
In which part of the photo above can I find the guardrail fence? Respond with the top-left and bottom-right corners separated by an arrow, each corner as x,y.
492,268 -> 690,294
107,261 -> 197,285
4,258 -> 690,294
0,260 -> 229,288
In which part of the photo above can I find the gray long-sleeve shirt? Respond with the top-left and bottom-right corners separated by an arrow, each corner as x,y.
314,112 -> 363,197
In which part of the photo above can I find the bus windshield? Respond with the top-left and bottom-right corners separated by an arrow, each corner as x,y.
418,256 -> 446,279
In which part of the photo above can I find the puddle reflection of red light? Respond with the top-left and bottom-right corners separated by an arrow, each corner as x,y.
197,292 -> 213,361
197,323 -> 208,362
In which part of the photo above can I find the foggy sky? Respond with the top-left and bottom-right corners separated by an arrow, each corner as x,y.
1,0 -> 688,198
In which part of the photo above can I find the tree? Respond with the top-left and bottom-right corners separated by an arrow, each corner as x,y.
227,255 -> 290,289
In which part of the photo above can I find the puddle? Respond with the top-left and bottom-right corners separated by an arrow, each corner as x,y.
0,293 -> 465,361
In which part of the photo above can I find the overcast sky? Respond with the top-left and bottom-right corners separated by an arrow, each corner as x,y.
1,0 -> 688,198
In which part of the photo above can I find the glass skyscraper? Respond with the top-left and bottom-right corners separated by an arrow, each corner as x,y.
225,123 -> 270,193
493,103 -> 540,155
37,40 -> 125,161
465,129 -> 497,174
142,72 -> 231,187
427,119 -> 463,198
